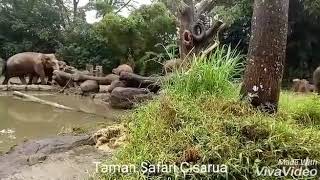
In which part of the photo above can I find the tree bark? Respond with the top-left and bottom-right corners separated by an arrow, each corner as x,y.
178,0 -> 226,60
241,0 -> 289,113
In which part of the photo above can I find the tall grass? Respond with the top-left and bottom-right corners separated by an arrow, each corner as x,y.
166,45 -> 244,98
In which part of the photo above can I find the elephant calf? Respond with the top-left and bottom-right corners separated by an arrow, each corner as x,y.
1,52 -> 59,85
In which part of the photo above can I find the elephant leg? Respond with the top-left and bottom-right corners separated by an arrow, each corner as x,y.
2,76 -> 9,85
33,76 -> 40,84
28,74 -> 34,85
47,75 -> 53,85
34,64 -> 46,85
39,74 -> 46,85
19,76 -> 27,85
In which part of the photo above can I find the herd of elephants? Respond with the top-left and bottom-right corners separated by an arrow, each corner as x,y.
1,51 -> 320,95
0,52 -> 133,87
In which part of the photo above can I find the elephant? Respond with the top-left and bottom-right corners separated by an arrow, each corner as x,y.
112,64 -> 133,75
313,66 -> 320,94
29,60 -> 67,85
1,52 -> 59,85
291,79 -> 314,93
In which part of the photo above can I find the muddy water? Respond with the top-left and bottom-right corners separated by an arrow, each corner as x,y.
0,93 -> 123,152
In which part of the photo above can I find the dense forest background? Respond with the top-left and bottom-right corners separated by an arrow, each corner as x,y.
0,0 -> 319,81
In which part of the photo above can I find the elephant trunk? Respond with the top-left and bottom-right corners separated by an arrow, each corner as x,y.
54,63 -> 59,71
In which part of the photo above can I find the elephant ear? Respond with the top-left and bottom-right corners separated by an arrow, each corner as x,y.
41,54 -> 51,65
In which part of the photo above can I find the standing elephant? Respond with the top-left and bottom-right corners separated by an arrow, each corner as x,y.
1,52 -> 59,85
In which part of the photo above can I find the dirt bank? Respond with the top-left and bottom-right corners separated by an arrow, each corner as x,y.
0,135 -> 112,180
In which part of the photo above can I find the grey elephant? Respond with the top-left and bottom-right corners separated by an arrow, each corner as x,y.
29,60 -> 67,85
1,52 -> 59,85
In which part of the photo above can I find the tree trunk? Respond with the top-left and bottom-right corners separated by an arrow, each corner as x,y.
241,0 -> 289,113
73,0 -> 79,21
178,0 -> 226,60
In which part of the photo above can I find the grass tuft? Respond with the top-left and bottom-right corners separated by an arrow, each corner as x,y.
166,45 -> 244,98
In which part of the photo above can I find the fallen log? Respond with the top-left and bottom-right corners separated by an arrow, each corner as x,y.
13,91 -> 74,111
80,80 -> 100,94
53,70 -> 119,86
12,91 -> 110,118
119,72 -> 162,93
0,85 -> 58,91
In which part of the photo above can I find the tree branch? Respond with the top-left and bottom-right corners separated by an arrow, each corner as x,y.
115,0 -> 133,14
201,41 -> 219,58
205,20 -> 223,39
195,0 -> 217,18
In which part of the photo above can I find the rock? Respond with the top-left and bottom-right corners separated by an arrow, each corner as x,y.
80,80 -> 99,94
108,80 -> 126,93
0,135 -> 95,178
27,153 -> 47,166
110,87 -> 153,109
99,85 -> 110,93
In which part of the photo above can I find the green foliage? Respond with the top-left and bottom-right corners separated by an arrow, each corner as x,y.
0,0 -> 65,59
89,0 -> 132,17
0,1 -> 175,74
56,21 -> 117,72
304,0 -> 320,17
93,2 -> 176,74
98,51 -> 320,179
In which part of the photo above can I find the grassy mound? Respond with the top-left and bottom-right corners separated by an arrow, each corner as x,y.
97,46 -> 320,179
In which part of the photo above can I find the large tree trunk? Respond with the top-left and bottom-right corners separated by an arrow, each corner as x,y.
241,0 -> 289,113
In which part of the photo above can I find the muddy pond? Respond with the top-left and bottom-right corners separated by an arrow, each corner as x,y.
0,92 -> 123,153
